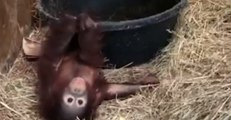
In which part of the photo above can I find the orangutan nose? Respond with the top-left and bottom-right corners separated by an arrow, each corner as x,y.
69,77 -> 87,94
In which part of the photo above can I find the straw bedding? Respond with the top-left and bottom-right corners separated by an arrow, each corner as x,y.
0,0 -> 230,119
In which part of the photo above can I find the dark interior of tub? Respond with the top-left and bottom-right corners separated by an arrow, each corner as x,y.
96,0 -> 180,21
37,0 -> 182,68
40,0 -> 180,21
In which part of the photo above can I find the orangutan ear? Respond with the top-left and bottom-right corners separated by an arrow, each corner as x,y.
92,88 -> 104,107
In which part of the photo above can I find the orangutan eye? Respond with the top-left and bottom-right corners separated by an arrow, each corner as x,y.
76,97 -> 87,107
78,99 -> 83,105
67,98 -> 73,103
63,94 -> 75,106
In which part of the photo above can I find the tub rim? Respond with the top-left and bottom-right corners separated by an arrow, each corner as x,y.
36,0 -> 188,31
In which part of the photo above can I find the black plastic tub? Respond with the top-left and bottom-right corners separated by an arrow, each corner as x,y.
36,0 -> 188,68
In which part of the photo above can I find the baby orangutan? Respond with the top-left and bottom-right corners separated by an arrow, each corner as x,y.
37,13 -> 159,120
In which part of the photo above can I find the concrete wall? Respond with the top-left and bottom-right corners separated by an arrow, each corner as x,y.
0,0 -> 32,72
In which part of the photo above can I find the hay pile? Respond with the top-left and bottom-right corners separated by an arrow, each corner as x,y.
0,0 -> 230,119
